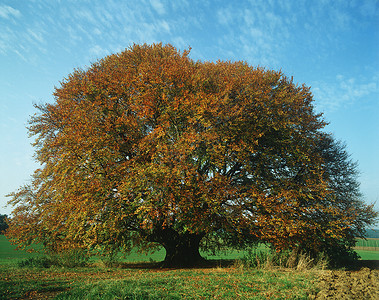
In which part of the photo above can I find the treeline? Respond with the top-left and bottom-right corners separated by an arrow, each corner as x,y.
0,214 -> 8,234
363,229 -> 379,239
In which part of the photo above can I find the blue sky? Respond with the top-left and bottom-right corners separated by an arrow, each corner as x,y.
0,0 -> 378,215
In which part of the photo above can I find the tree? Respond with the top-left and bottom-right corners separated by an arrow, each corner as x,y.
6,43 -> 378,267
298,134 -> 378,266
0,214 -> 8,234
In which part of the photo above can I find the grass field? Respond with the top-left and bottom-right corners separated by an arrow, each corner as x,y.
1,235 -> 378,299
355,238 -> 379,251
0,235 -> 246,266
0,262 -> 320,299
2,235 -> 378,264
0,236 -> 318,299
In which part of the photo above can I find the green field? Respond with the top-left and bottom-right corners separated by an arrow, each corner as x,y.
2,235 -> 378,264
0,262 -> 319,299
0,235 -> 247,265
1,235 -> 378,299
355,238 -> 379,251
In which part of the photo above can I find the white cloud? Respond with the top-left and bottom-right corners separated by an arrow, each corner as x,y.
14,49 -> 28,62
150,0 -> 165,15
212,0 -> 379,70
0,5 -> 21,19
93,28 -> 102,35
159,20 -> 170,33
75,9 -> 97,24
171,36 -> 187,49
217,7 -> 233,25
234,7 -> 286,66
312,75 -> 379,112
89,45 -> 110,58
171,0 -> 190,11
26,28 -> 45,44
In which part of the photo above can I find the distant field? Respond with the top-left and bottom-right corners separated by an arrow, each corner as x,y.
354,238 -> 379,251
363,229 -> 379,239
0,235 -> 40,264
356,250 -> 379,261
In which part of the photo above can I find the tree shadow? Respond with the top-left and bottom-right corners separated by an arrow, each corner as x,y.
351,260 -> 379,270
118,259 -> 236,270
117,258 -> 379,271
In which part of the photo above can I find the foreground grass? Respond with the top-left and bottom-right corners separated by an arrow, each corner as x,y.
0,263 -> 318,299
1,235 -> 378,299
0,236 -> 318,299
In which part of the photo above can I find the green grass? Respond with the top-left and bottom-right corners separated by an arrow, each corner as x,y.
0,236 -> 317,299
354,238 -> 379,259
0,235 -> 43,265
0,235 -> 252,265
0,272 -> 70,299
0,263 -> 317,299
1,235 -> 378,299
356,250 -> 379,260
57,269 -> 313,300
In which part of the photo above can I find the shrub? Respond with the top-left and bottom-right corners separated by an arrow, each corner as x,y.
100,250 -> 121,268
242,247 -> 328,270
18,249 -> 89,268
18,256 -> 53,268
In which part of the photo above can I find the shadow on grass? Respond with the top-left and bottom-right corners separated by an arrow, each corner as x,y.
0,279 -> 70,300
116,258 -> 379,271
352,260 -> 379,270
116,259 -> 236,270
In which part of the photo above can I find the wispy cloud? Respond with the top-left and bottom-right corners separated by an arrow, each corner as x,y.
0,0 -> 175,63
312,74 -> 379,112
26,28 -> 45,44
0,5 -> 21,19
216,7 -> 233,25
89,45 -> 111,59
212,0 -> 377,68
0,0 -> 377,73
150,0 -> 165,15
215,3 -> 290,67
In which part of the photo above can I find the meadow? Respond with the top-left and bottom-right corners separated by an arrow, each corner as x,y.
0,235 -> 378,299
354,238 -> 379,251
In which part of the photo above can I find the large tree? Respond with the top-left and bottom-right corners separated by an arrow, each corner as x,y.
6,44 -> 377,267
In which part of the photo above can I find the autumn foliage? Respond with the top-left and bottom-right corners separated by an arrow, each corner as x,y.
7,43 -> 377,266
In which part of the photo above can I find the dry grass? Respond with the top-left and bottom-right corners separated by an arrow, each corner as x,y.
240,248 -> 329,271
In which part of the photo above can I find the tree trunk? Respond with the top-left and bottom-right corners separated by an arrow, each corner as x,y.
148,228 -> 206,267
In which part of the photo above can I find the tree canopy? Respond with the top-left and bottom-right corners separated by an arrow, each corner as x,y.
6,43 -> 377,266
